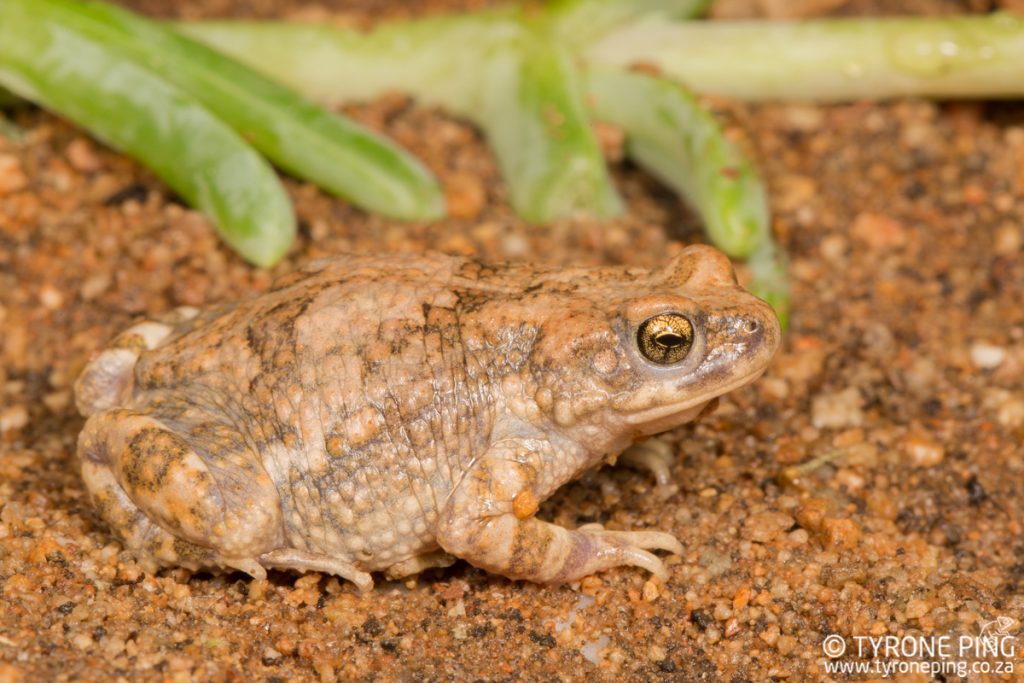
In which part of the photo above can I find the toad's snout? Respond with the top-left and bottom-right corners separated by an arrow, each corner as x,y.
733,301 -> 780,356
704,297 -> 781,375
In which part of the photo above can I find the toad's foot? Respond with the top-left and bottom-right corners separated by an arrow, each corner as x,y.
619,439 -> 680,500
384,551 -> 457,580
572,524 -> 682,580
260,548 -> 373,592
619,439 -> 675,487
618,398 -> 720,487
436,455 -> 682,584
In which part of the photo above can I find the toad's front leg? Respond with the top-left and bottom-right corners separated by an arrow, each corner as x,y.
434,449 -> 681,583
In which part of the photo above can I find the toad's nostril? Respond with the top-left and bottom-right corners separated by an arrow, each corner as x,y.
743,319 -> 760,334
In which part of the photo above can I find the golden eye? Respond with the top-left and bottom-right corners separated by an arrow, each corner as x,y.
637,313 -> 694,365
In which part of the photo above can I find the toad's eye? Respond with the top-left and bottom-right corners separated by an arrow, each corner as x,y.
637,313 -> 694,365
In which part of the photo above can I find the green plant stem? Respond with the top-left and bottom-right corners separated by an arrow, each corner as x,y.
0,0 -> 295,267
484,26 -> 621,220
545,0 -> 711,48
181,15 -> 621,221
746,242 -> 790,329
587,68 -> 768,259
181,16 -> 498,107
587,13 -> 1024,101
48,0 -> 444,222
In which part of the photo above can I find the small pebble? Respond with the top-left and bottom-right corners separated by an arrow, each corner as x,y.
794,499 -> 829,533
0,405 -> 28,434
724,618 -> 742,639
71,634 -> 94,651
775,339 -> 825,383
760,377 -> 790,401
773,174 -> 817,213
759,623 -> 780,645
780,105 -> 824,132
997,396 -> 1024,430
580,635 -> 609,665
647,644 -> 666,661
642,578 -> 661,603
901,431 -> 945,467
811,387 -> 864,429
0,154 -> 27,195
500,231 -> 530,258
732,585 -> 751,611
819,518 -> 861,550
970,343 -> 1006,370
776,635 -> 797,655
993,222 -> 1022,256
66,139 -> 102,173
901,119 -> 939,149
773,441 -> 804,465
579,575 -> 603,594
905,598 -> 930,620
443,173 -> 485,220
42,391 -> 70,412
818,235 -> 847,263
787,529 -> 809,545
103,636 -> 126,657
866,490 -> 898,520
80,273 -> 112,301
850,212 -> 906,248
38,285 -> 64,311
741,511 -> 795,544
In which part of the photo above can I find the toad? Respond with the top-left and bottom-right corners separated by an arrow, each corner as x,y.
74,246 -> 779,590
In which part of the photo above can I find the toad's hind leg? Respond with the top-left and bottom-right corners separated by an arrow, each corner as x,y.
77,408 -> 284,578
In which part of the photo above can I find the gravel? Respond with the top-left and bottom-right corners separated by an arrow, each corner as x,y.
1,0 -> 1022,681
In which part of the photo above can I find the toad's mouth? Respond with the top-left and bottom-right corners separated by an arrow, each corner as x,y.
620,367 -> 768,428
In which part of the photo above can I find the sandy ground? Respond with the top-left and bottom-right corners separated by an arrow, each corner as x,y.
1,1 -> 1023,681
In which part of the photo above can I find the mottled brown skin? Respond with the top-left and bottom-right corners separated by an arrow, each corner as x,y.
74,246 -> 780,590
